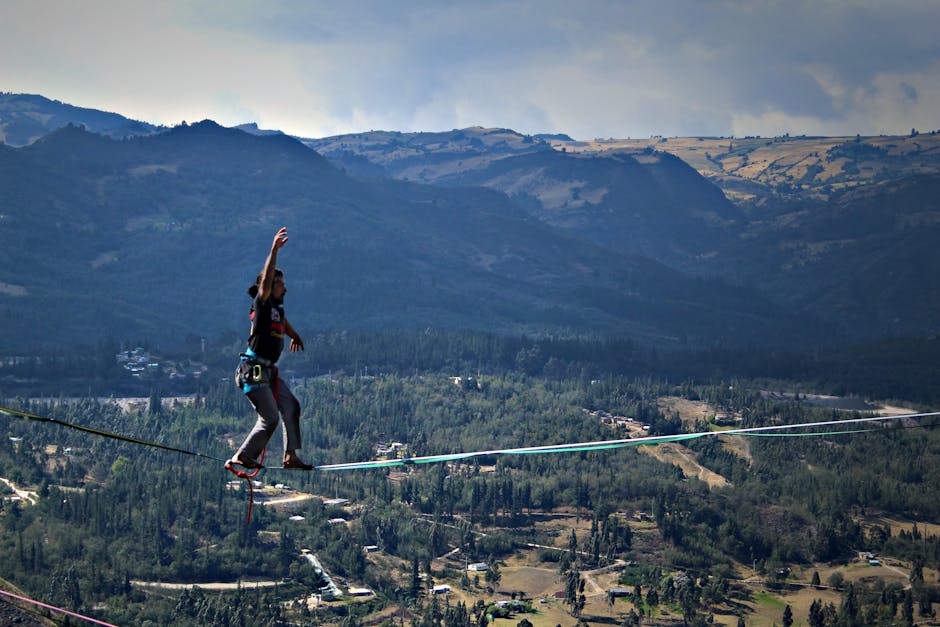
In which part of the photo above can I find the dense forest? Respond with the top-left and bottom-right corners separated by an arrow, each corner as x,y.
6,329 -> 940,404
1,331 -> 940,625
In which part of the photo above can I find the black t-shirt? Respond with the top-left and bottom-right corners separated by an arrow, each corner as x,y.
247,295 -> 286,363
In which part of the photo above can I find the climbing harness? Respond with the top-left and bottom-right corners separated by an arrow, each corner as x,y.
231,347 -> 283,522
235,348 -> 278,395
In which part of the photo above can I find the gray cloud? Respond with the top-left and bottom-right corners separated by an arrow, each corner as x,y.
2,0 -> 939,138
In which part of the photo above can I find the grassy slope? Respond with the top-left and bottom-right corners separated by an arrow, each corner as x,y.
551,133 -> 940,202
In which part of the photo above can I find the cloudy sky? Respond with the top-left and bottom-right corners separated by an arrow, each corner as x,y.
3,0 -> 939,139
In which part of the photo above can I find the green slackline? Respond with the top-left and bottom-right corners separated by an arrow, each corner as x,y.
315,413 -> 940,471
2,405 -> 938,472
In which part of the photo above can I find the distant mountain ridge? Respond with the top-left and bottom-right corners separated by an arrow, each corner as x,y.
551,133 -> 940,205
307,128 -> 742,268
304,127 -> 940,340
0,119 -> 817,350
2,93 -> 939,348
0,93 -> 162,145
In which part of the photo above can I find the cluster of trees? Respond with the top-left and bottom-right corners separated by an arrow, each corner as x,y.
803,578 -> 935,627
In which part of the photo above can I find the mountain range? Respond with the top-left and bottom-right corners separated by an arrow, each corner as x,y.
1,92 -> 938,351
0,92 -> 162,146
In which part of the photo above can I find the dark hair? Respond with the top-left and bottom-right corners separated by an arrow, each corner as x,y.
247,268 -> 283,298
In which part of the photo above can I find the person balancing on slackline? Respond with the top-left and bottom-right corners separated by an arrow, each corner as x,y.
227,227 -> 313,472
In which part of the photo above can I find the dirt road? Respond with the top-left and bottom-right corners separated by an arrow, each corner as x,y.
0,478 -> 38,504
259,493 -> 319,506
131,579 -> 284,591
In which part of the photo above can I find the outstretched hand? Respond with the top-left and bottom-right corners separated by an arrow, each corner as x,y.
272,227 -> 289,251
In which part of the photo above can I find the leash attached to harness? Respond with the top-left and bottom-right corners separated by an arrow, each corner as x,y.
224,449 -> 267,525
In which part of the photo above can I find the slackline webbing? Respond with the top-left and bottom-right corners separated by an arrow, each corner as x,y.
313,411 -> 940,470
0,405 -> 227,463
2,405 -> 939,472
2,404 -> 938,524
0,587 -> 118,627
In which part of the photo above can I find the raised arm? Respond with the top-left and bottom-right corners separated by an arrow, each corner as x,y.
258,227 -> 289,301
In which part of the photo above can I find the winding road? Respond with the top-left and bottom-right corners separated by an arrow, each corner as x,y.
0,478 -> 37,505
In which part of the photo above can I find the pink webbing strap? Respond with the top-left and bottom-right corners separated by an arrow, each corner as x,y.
0,588 -> 118,626
227,367 -> 278,524
226,448 -> 267,524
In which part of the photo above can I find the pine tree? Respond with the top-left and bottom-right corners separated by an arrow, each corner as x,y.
902,589 -> 914,626
808,599 -> 823,627
484,555 -> 501,591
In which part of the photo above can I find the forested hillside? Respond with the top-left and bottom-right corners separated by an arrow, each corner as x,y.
5,95 -> 940,346
0,121 -> 819,351
0,93 -> 162,145
2,333 -> 939,626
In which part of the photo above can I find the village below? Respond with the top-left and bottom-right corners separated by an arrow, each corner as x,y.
3,349 -> 939,626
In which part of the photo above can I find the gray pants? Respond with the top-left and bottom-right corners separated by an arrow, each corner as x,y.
235,379 -> 302,464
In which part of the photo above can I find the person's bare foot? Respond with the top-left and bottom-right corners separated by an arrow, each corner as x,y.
226,454 -> 263,472
283,453 -> 313,470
